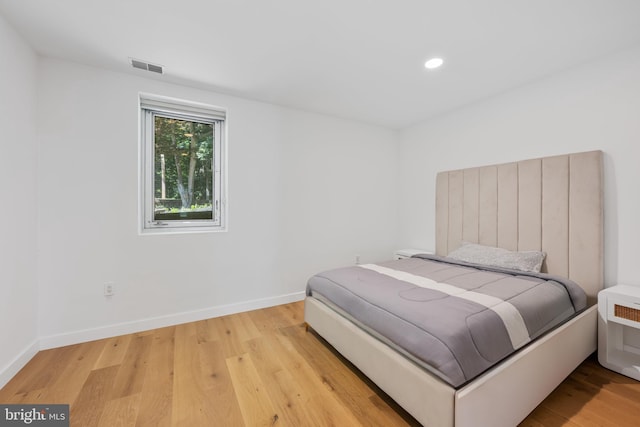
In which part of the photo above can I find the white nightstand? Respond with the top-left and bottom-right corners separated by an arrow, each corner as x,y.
598,285 -> 640,381
394,249 -> 432,260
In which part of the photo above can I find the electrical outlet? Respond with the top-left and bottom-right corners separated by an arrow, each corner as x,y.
104,282 -> 115,296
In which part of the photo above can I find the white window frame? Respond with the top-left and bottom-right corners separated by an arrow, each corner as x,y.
139,93 -> 227,234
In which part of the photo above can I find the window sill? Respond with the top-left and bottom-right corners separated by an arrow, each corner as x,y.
140,225 -> 227,236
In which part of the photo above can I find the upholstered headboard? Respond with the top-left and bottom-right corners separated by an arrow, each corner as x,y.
435,150 -> 603,302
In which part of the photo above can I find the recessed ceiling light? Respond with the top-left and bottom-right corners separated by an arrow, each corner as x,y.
424,57 -> 444,70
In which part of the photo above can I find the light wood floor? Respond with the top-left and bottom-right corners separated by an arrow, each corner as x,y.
1,301 -> 639,426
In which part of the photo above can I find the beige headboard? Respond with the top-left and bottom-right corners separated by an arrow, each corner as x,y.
435,150 -> 603,303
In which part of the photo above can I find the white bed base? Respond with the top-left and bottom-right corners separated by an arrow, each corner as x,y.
305,297 -> 597,426
303,151 -> 603,426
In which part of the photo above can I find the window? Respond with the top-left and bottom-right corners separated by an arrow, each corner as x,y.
140,94 -> 226,234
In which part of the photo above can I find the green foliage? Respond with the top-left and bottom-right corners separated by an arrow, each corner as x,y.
160,204 -> 212,214
153,116 -> 214,210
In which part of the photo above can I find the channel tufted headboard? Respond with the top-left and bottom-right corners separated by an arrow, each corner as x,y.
435,150 -> 603,302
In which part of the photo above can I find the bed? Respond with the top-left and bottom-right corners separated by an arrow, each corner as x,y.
304,150 -> 604,427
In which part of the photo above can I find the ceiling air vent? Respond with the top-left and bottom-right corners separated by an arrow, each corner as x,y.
130,58 -> 164,74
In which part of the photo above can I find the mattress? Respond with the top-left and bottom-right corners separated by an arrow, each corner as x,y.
306,254 -> 587,387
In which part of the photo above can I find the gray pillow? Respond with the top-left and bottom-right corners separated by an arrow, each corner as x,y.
447,242 -> 546,273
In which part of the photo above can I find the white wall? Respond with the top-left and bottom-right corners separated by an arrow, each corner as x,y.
399,45 -> 640,288
9,11 -> 637,384
36,58 -> 400,345
0,15 -> 39,385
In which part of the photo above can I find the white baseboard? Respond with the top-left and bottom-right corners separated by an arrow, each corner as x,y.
39,291 -> 306,350
0,340 -> 39,389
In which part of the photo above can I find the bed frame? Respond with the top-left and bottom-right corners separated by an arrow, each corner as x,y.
305,150 -> 604,426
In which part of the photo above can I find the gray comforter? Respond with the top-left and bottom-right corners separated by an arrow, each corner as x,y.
306,254 -> 587,388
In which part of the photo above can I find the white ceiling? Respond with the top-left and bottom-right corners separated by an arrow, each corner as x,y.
2,0 -> 640,129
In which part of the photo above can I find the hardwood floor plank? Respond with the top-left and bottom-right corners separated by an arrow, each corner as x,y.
574,360 -> 640,405
368,393 -> 421,427
250,304 -> 301,334
69,365 -> 119,427
566,376 -> 640,425
194,318 -> 220,344
171,322 -> 234,427
244,336 -> 318,426
232,311 -> 263,342
323,367 -> 414,427
278,319 -> 404,425
272,330 -> 364,426
109,334 -> 153,400
2,388 -> 47,404
212,315 -> 248,359
270,368 -> 321,426
44,339 -> 106,404
135,326 -> 175,427
226,353 -> 280,426
94,334 -> 133,369
249,306 -> 288,334
277,303 -> 303,326
518,354 -> 640,426
3,301 -> 640,427
278,323 -> 344,375
98,393 -> 142,427
520,405 -> 581,427
197,340 -> 245,425
282,320 -> 406,426
0,345 -> 79,398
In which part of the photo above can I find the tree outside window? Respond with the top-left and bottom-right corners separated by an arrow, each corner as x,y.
140,95 -> 225,234
153,116 -> 214,221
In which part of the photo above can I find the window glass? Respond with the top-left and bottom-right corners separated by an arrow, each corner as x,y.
153,115 -> 214,222
140,95 -> 226,234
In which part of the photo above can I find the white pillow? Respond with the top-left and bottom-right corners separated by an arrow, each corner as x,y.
447,242 -> 546,273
